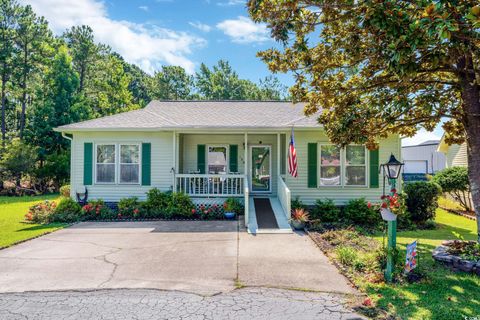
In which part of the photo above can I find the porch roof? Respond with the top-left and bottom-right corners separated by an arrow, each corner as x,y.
55,101 -> 321,132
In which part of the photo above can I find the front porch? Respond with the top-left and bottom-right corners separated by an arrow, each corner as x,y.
171,132 -> 292,233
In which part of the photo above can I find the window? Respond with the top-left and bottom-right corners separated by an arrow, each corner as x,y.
320,145 -> 341,186
207,146 -> 227,174
345,145 -> 366,186
96,144 -> 116,183
318,144 -> 368,187
120,144 -> 140,183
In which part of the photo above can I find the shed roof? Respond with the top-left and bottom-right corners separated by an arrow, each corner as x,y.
55,100 -> 320,131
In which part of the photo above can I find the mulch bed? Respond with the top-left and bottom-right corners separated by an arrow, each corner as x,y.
439,207 -> 476,220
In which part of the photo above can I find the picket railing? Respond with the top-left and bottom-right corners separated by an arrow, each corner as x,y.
175,174 -> 245,197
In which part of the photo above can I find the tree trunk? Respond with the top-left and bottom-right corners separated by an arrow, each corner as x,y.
459,56 -> 480,242
19,48 -> 28,139
1,66 -> 6,147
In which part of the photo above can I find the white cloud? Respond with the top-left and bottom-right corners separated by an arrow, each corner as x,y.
217,0 -> 245,6
216,16 -> 269,43
138,5 -> 149,11
189,21 -> 212,32
402,129 -> 443,147
20,0 -> 205,74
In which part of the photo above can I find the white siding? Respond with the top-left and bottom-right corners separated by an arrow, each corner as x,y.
401,144 -> 446,173
71,131 -> 174,202
284,131 -> 401,205
446,142 -> 468,168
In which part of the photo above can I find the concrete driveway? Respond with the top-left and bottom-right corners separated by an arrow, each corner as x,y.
0,220 -> 355,296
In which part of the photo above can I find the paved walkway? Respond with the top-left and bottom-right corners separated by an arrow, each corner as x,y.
0,288 -> 364,320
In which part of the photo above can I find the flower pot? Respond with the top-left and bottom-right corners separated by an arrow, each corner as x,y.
291,220 -> 305,230
380,208 -> 397,221
224,212 -> 236,219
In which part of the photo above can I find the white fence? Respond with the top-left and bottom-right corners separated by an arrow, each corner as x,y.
277,176 -> 291,220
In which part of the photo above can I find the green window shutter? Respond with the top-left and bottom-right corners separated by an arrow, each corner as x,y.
142,143 -> 151,186
369,149 -> 380,188
229,145 -> 238,172
83,142 -> 93,185
307,143 -> 317,188
197,144 -> 206,174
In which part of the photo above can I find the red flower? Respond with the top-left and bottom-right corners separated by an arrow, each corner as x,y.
381,202 -> 388,209
391,188 -> 397,193
191,209 -> 196,214
367,202 -> 372,209
117,213 -> 122,219
363,297 -> 373,307
133,208 -> 139,214
380,195 -> 387,200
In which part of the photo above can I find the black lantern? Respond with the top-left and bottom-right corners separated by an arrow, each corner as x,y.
382,154 -> 404,180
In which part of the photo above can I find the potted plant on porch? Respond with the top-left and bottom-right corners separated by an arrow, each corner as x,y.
223,197 -> 240,219
290,208 -> 309,230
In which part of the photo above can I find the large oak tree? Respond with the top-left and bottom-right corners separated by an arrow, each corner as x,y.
248,0 -> 480,240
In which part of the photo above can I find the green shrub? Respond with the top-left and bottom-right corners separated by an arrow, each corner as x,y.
167,192 -> 195,218
118,197 -> 143,219
25,200 -> 57,224
404,181 -> 441,223
310,199 -> 340,222
144,188 -> 171,217
51,198 -> 83,223
81,199 -> 114,220
224,197 -> 243,214
335,246 -> 358,266
343,198 -> 380,226
59,185 -> 70,197
291,196 -> 306,210
432,167 -> 472,211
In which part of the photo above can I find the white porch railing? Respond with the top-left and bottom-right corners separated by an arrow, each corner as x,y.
278,175 -> 291,220
244,176 -> 249,225
175,174 -> 246,197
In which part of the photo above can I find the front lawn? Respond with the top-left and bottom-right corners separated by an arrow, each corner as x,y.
0,195 -> 66,248
310,209 -> 479,319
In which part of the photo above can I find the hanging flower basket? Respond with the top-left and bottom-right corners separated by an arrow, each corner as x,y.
380,208 -> 397,221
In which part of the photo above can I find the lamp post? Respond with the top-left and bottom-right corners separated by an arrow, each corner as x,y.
380,154 -> 404,282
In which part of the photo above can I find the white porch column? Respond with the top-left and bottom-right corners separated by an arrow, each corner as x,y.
277,133 -> 281,179
244,132 -> 248,226
172,131 -> 176,191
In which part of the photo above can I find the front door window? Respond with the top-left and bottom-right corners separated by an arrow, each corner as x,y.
251,146 -> 271,192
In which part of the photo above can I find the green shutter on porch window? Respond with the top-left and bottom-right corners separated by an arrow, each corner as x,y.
197,144 -> 206,174
142,143 -> 151,186
369,149 -> 380,188
229,145 -> 238,173
307,143 -> 317,188
83,142 -> 93,185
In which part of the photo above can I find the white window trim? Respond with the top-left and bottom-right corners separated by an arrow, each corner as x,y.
344,145 -> 368,187
94,143 -> 142,185
319,143 -> 343,187
119,143 -> 141,185
206,144 -> 229,174
95,143 -> 117,185
318,144 -> 369,188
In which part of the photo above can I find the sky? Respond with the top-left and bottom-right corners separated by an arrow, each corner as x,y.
21,0 -> 444,146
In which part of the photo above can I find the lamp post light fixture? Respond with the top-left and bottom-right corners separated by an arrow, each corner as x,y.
380,154 -> 404,283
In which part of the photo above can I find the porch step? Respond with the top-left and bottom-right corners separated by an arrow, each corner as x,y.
247,196 -> 292,234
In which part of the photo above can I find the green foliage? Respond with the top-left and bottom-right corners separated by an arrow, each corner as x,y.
343,198 -> 380,226
335,246 -> 358,267
51,197 -> 82,222
144,188 -> 171,217
25,200 -> 56,224
118,197 -> 143,219
291,196 -> 306,210
81,199 -> 114,220
59,184 -> 70,197
0,138 -> 37,186
223,197 -> 242,214
151,65 -> 193,100
310,199 -> 340,222
167,192 -> 194,218
404,181 -> 441,224
432,167 -> 472,211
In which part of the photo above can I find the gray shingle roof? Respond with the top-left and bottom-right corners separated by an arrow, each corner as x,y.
55,101 -> 321,131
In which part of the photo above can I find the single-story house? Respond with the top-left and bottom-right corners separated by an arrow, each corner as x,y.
401,140 -> 445,175
55,101 -> 401,233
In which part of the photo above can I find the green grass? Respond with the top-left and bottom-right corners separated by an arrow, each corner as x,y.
365,209 -> 479,319
0,195 -> 66,248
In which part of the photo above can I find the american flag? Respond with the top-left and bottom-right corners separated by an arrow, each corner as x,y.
288,127 -> 298,178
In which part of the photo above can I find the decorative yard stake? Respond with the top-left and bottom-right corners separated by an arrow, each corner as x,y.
380,154 -> 404,283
